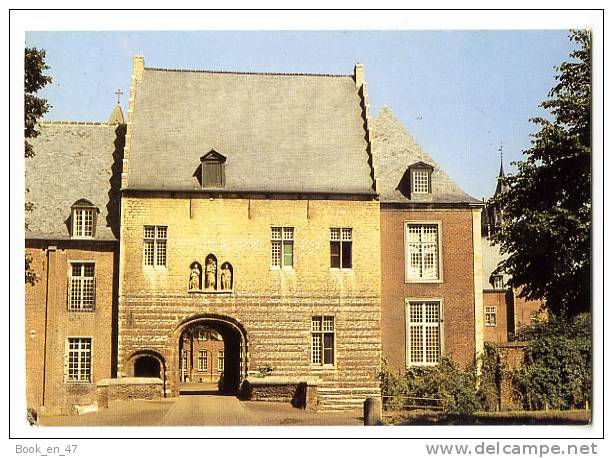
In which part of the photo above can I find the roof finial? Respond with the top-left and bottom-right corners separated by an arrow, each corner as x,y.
114,89 -> 123,105
497,143 -> 505,178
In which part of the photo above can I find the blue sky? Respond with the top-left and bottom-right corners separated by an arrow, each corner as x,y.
25,30 -> 576,199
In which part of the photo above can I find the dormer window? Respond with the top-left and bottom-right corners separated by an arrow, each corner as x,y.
200,149 -> 226,188
409,162 -> 433,195
71,199 -> 98,238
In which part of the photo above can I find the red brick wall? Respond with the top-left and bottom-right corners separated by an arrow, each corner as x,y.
181,338 -> 225,383
513,287 -> 544,331
25,242 -> 116,415
483,290 -> 512,343
380,208 -> 477,369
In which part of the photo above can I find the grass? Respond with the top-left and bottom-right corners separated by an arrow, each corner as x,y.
385,409 -> 591,426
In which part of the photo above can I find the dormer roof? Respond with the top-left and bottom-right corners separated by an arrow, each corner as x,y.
372,106 -> 481,206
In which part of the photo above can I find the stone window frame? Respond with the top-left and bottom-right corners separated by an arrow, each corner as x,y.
64,336 -> 93,383
70,199 -> 98,239
271,226 -> 294,270
143,225 -> 168,268
197,350 -> 208,372
485,306 -> 497,327
330,227 -> 353,270
405,299 -> 444,368
309,315 -> 336,368
404,221 -> 443,284
67,260 -> 96,312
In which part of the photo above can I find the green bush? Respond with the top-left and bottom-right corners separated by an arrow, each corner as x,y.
512,313 -> 591,410
379,357 -> 481,416
477,342 -> 503,412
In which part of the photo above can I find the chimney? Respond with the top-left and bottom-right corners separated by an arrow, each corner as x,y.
133,54 -> 145,82
354,63 -> 365,88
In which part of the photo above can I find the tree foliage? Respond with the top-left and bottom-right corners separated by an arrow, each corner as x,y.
512,314 -> 591,410
492,30 -> 591,317
25,47 -> 52,158
25,47 -> 51,285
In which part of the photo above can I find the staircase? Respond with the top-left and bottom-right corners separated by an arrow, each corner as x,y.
317,384 -> 381,412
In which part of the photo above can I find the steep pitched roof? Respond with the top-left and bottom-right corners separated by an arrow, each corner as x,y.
25,123 -> 124,241
372,106 -> 481,205
125,67 -> 375,194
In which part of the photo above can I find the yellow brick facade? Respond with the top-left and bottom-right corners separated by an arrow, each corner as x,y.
118,194 -> 382,401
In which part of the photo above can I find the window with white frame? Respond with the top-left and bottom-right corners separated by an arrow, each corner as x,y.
406,223 -> 440,281
485,306 -> 497,327
411,169 -> 430,194
65,337 -> 92,382
271,227 -> 293,269
407,301 -> 441,366
310,316 -> 335,366
143,225 -> 167,267
198,350 -> 208,371
68,263 -> 95,311
330,228 -> 352,269
217,350 -> 224,372
72,208 -> 95,238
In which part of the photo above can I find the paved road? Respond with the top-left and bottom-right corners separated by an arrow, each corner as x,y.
161,393 -> 262,426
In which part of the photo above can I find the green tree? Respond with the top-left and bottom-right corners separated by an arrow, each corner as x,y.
25,47 -> 52,285
492,30 -> 591,317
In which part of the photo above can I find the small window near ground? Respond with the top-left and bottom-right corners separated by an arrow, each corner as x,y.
310,316 -> 335,366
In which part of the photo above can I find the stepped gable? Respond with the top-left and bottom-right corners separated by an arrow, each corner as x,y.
124,65 -> 375,194
25,121 -> 125,241
372,106 -> 481,205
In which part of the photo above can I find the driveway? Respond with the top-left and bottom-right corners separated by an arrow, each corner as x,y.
38,393 -> 363,427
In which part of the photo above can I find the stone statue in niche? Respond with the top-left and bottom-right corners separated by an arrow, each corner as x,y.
205,257 -> 217,290
189,263 -> 201,290
221,262 -> 232,290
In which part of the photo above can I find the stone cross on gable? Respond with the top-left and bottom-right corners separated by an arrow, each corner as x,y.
115,89 -> 123,104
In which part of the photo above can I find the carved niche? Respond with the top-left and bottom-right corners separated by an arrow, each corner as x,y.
187,255 -> 233,293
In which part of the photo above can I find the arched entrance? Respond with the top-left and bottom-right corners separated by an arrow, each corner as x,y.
134,355 -> 161,378
172,314 -> 248,395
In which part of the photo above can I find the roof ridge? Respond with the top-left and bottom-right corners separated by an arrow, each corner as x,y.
39,121 -> 113,126
144,66 -> 351,78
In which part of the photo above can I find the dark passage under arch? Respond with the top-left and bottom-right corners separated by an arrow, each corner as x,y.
134,355 -> 161,378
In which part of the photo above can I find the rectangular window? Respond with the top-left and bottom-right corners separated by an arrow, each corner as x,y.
203,162 -> 223,187
271,226 -> 293,269
407,301 -> 441,366
198,351 -> 208,371
310,316 -> 335,366
412,169 -> 430,194
406,223 -> 440,281
218,350 -> 224,372
330,228 -> 352,269
65,337 -> 92,382
68,263 -> 95,311
144,225 -> 167,267
485,306 -> 497,327
72,208 -> 94,238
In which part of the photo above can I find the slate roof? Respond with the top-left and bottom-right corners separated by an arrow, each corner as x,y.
481,237 -> 510,290
372,106 -> 481,205
25,123 -> 124,241
125,67 -> 374,194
